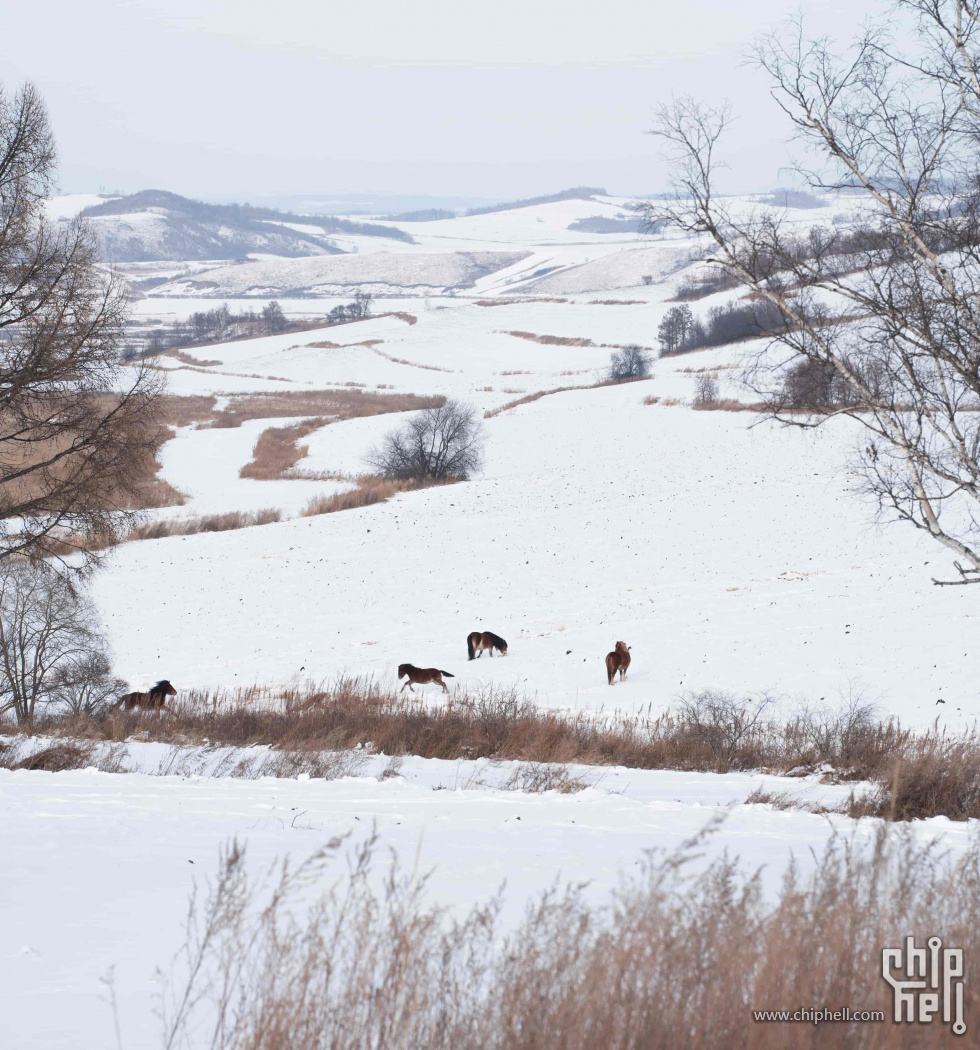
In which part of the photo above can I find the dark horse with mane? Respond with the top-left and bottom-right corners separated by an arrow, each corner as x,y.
398,664 -> 455,693
467,631 -> 508,660
115,680 -> 178,714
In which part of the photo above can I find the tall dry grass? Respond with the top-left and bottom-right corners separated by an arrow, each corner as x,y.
14,682 -> 980,821
239,419 -> 330,480
300,475 -> 456,517
157,824 -> 980,1049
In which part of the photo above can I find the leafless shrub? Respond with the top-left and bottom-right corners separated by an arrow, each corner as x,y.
158,825 -> 980,1049
675,690 -> 777,771
48,651 -> 126,715
368,400 -> 483,481
503,761 -> 588,793
607,344 -> 652,382
693,374 -> 719,405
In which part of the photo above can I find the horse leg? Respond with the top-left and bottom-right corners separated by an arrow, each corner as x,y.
401,680 -> 412,692
439,678 -> 448,693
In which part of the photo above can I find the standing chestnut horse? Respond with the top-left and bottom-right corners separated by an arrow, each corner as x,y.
605,642 -> 631,685
467,631 -> 508,660
115,680 -> 178,714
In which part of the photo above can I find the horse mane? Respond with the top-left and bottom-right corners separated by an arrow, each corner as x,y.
153,679 -> 173,692
488,632 -> 507,649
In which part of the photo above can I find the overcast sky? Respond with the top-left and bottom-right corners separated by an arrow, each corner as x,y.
2,0 -> 887,201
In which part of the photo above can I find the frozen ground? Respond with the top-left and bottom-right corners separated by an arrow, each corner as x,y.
4,189 -> 978,1048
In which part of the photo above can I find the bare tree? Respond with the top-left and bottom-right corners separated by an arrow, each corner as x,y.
0,82 -> 160,569
649,4 -> 980,583
694,374 -> 719,405
0,561 -> 109,724
368,400 -> 483,481
607,344 -> 652,382
49,651 -> 126,715
261,300 -> 287,333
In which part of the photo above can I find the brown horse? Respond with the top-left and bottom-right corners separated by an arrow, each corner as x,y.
398,664 -> 455,693
467,631 -> 508,660
115,679 -> 178,714
605,642 -> 631,685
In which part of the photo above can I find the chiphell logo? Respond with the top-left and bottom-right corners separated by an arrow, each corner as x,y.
882,936 -> 965,1036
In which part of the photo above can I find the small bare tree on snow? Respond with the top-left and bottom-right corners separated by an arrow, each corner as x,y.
0,561 -> 112,724
694,374 -> 719,405
608,345 -> 652,382
368,400 -> 483,481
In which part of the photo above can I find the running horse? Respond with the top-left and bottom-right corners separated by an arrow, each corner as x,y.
397,664 -> 455,693
115,679 -> 178,714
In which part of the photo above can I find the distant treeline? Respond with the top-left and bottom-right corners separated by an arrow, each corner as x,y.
380,208 -> 456,222
123,293 -> 373,360
658,300 -> 787,355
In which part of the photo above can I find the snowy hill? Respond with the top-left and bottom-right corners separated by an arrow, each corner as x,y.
76,190 -> 414,261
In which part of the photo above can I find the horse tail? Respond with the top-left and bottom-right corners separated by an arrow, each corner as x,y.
467,633 -> 475,660
440,671 -> 455,678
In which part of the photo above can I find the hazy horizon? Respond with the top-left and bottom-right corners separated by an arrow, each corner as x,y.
6,0 -> 888,200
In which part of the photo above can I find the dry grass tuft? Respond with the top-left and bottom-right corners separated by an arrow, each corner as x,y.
301,475 -> 456,517
129,508 -> 283,541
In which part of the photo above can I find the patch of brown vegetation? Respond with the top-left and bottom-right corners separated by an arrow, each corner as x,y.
502,330 -> 595,347
485,375 -> 650,418
128,508 -> 283,541
161,349 -> 223,367
474,297 -> 569,306
389,311 -> 418,324
239,419 -> 330,481
300,475 -> 456,517
369,346 -> 455,373
14,683 -> 980,823
588,298 -> 646,305
208,390 -> 445,428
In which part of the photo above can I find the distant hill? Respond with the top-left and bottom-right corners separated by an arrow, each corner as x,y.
80,190 -> 415,262
464,187 -> 607,217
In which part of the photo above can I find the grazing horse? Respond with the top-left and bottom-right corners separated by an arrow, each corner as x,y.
605,642 -> 631,685
467,631 -> 508,660
116,679 -> 178,714
398,664 -> 455,693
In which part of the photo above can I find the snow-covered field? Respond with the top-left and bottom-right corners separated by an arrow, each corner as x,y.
3,189 -> 978,1048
